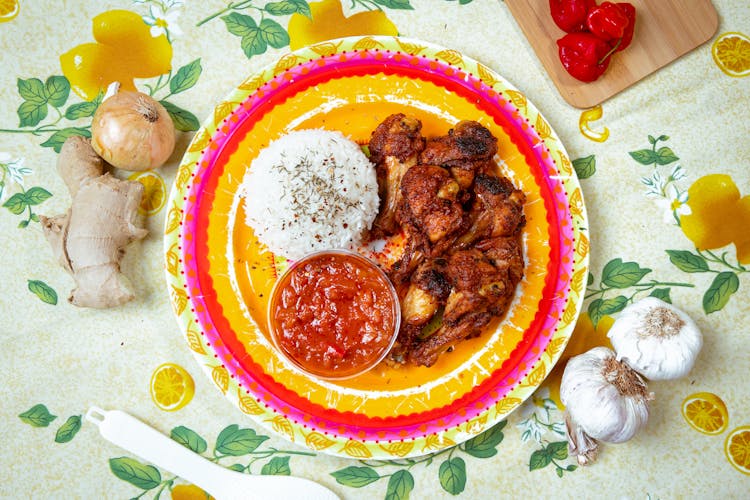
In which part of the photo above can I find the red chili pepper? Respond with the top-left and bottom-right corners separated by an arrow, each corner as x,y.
557,32 -> 614,82
615,3 -> 637,51
549,0 -> 598,33
586,1 -> 630,41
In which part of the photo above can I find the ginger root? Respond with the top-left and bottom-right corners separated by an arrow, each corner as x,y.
41,136 -> 148,308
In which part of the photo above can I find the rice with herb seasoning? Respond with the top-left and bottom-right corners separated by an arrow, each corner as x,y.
240,129 -> 378,260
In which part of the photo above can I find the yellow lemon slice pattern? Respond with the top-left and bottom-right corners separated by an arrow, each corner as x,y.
150,363 -> 195,411
129,170 -> 167,216
725,426 -> 750,475
0,0 -> 19,23
681,391 -> 729,436
712,32 -> 750,78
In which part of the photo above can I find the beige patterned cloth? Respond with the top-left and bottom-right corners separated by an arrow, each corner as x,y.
1,0 -> 748,498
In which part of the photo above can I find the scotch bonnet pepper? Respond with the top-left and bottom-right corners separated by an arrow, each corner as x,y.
549,0 -> 597,33
557,32 -> 613,82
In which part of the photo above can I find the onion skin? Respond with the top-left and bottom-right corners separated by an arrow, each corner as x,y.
91,91 -> 175,171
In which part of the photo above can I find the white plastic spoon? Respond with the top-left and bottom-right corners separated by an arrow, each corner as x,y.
86,407 -> 339,500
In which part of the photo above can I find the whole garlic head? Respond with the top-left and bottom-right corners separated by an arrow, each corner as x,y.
607,297 -> 703,380
561,347 -> 652,445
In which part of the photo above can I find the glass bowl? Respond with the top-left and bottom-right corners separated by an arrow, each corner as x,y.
267,249 -> 401,381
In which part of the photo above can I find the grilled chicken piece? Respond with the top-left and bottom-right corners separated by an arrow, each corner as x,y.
455,173 -> 526,249
401,259 -> 451,326
409,238 -> 522,367
420,121 -> 498,189
369,114 -> 425,236
475,235 -> 524,291
368,116 -> 526,367
399,165 -> 468,246
390,259 -> 451,362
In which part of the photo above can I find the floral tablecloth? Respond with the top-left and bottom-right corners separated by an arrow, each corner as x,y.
2,0 -> 749,498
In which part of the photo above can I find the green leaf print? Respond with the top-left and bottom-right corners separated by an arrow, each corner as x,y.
331,466 -> 381,487
160,100 -> 199,132
265,0 -> 310,16
222,12 -> 258,37
546,441 -> 568,460
628,149 -> 657,165
17,78 -> 47,103
572,155 -> 596,179
171,426 -> 208,454
23,186 -> 53,205
655,146 -> 679,165
650,288 -> 672,303
170,59 -> 203,95
3,192 -> 27,214
529,448 -> 552,470
261,456 -> 291,475
17,100 -> 48,127
240,27 -> 268,57
587,298 -> 605,328
374,0 -> 414,9
385,469 -> 415,500
259,19 -> 290,49
666,250 -> 709,273
439,457 -> 466,495
64,101 -> 98,120
55,415 -> 82,443
40,127 -> 91,153
601,258 -> 651,288
28,280 -> 58,305
109,457 -> 162,490
703,272 -> 739,314
598,295 -> 628,315
44,76 -> 71,108
215,425 -> 269,456
19,404 -> 57,427
629,134 -> 678,166
462,420 -> 506,458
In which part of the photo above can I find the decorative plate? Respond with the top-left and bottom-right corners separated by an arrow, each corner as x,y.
164,36 -> 589,459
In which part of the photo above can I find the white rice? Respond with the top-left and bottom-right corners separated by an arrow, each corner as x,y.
240,129 -> 378,260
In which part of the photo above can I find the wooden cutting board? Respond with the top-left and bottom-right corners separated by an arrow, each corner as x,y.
505,0 -> 719,108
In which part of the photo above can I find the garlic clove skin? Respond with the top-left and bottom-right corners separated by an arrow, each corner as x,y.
607,297 -> 703,381
561,347 -> 652,444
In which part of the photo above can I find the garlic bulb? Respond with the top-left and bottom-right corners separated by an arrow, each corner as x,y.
607,297 -> 703,380
91,85 -> 175,171
561,347 -> 653,464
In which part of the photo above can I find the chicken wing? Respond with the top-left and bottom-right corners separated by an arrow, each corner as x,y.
409,248 -> 507,366
399,165 -> 468,246
420,120 -> 498,190
369,113 -> 425,237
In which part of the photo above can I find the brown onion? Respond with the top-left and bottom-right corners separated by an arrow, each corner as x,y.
91,89 -> 175,171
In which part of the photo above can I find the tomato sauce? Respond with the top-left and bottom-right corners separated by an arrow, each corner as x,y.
269,251 -> 400,379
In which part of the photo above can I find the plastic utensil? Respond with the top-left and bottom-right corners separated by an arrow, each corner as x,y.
86,407 -> 339,500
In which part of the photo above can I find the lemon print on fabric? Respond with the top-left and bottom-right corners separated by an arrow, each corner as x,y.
578,105 -> 610,143
60,10 -> 172,100
712,32 -> 750,78
171,484 -> 214,500
681,392 -> 729,436
0,0 -> 19,23
288,0 -> 398,51
542,312 -> 614,409
150,363 -> 195,411
128,170 -> 167,216
725,426 -> 750,475
680,174 -> 750,264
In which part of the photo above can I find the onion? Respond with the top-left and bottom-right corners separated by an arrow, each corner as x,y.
91,89 -> 175,171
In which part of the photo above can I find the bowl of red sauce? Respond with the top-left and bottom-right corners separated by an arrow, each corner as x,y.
267,249 -> 401,380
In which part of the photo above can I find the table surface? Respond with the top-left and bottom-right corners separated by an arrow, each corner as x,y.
2,0 -> 749,498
